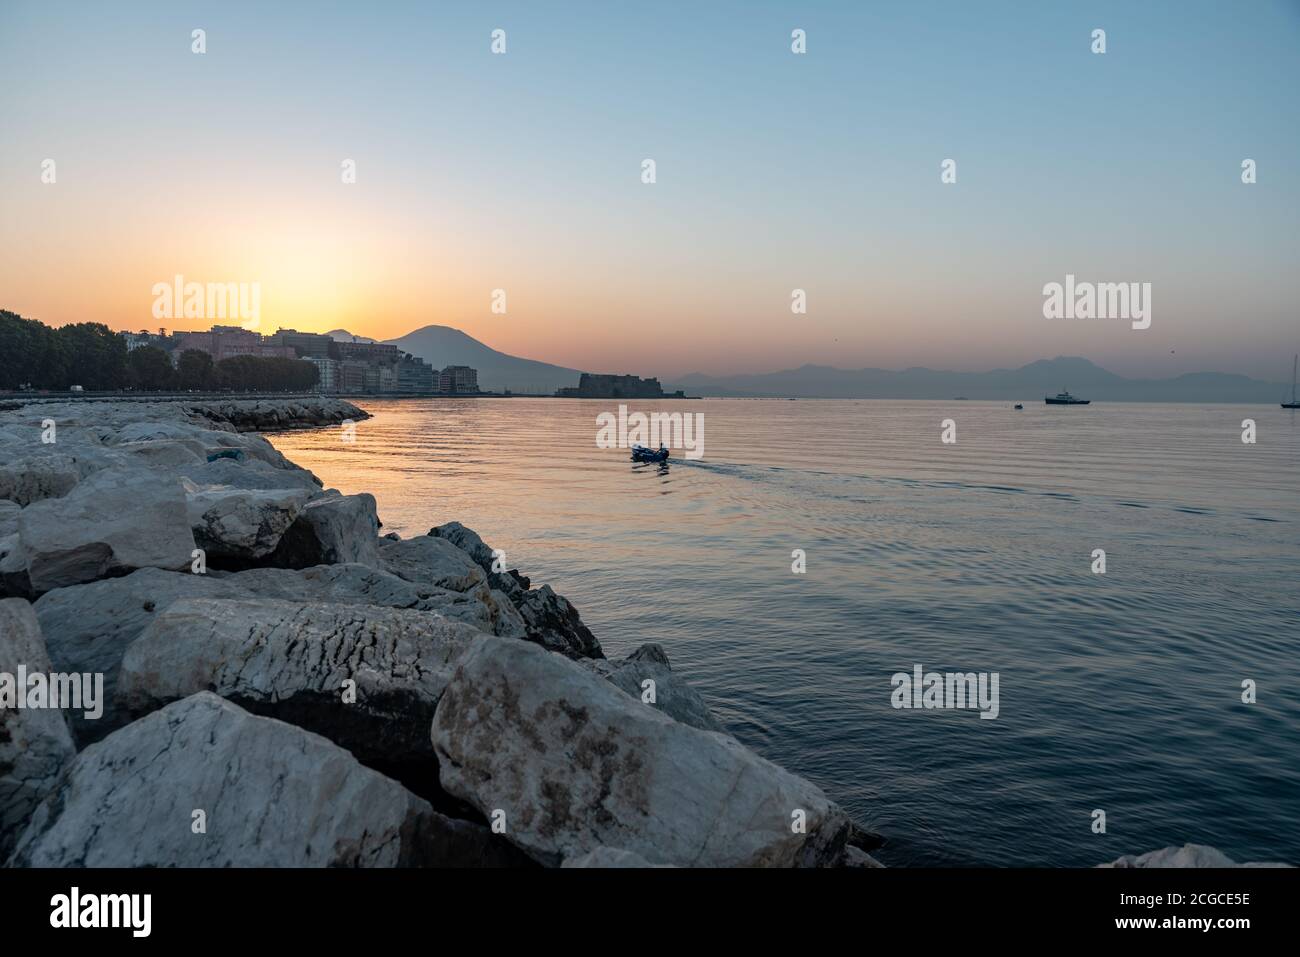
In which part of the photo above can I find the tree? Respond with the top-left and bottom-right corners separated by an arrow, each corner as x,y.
215,355 -> 318,392
54,322 -> 129,390
0,310 -> 63,389
0,311 -> 318,394
176,349 -> 217,391
128,345 -> 177,391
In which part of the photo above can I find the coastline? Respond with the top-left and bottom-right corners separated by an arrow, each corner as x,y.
0,395 -> 880,867
0,396 -> 1285,868
0,391 -> 702,408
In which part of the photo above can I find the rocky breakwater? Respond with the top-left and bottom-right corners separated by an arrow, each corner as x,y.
1,396 -> 881,867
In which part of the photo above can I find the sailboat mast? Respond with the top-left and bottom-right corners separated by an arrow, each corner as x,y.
1293,354 -> 1298,405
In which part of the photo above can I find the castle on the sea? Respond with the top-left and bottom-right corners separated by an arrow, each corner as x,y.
555,373 -> 687,399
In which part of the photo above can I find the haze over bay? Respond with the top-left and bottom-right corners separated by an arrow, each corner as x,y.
2,1 -> 1297,380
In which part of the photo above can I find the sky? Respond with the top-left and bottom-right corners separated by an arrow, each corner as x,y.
1,0 -> 1297,380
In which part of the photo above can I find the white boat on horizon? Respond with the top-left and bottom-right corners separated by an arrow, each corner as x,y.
1045,390 -> 1090,406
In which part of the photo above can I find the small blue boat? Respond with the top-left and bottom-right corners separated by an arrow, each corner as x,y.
630,444 -> 669,463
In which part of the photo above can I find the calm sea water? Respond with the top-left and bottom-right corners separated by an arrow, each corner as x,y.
271,398 -> 1300,867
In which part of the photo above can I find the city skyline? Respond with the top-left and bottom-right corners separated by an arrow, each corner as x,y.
2,1 -> 1298,380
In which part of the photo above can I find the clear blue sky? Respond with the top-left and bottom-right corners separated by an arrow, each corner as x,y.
1,0 -> 1297,379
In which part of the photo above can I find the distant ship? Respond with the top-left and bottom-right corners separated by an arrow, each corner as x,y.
1283,355 -> 1299,409
1045,390 -> 1090,406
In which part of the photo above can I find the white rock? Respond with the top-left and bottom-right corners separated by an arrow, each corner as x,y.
108,422 -> 292,469
510,583 -> 604,659
186,486 -> 310,560
484,587 -> 528,638
107,420 -> 217,445
1102,844 -> 1293,868
272,492 -> 379,567
180,456 -> 322,492
0,598 -> 76,861
226,564 -> 512,636
32,562 -> 530,740
561,847 -> 670,868
33,568 -> 243,742
117,597 -> 484,773
16,467 -> 196,593
9,692 -> 522,867
843,845 -> 885,868
113,438 -> 206,469
429,522 -> 602,658
428,521 -> 497,571
0,451 -> 100,506
379,535 -> 486,591
431,635 -> 850,867
0,500 -> 20,539
227,563 -> 426,606
579,643 -> 724,733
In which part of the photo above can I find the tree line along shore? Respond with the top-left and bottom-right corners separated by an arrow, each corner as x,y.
1,310 -> 319,393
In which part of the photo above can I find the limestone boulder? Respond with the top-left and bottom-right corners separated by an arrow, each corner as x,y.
113,438 -> 206,469
9,692 -> 526,867
15,467 -> 196,593
561,847 -> 669,868
180,455 -> 322,492
508,582 -> 604,660
379,535 -> 486,591
428,523 -> 602,659
186,485 -> 310,561
0,599 -> 76,862
0,450 -> 107,506
108,422 -> 293,469
843,846 -> 886,868
0,500 -> 20,539
579,643 -> 724,733
428,521 -> 498,571
431,635 -> 851,867
33,562 -> 524,743
1101,844 -> 1293,868
264,493 -> 380,568
116,598 -> 484,780
33,568 -> 243,742
223,564 -> 512,637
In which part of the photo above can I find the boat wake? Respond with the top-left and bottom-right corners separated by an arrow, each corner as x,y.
669,457 -> 1283,522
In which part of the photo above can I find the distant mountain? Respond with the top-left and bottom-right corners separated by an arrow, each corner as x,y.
329,324 -> 1287,402
383,325 -> 584,393
326,329 -> 377,343
669,357 -> 1287,403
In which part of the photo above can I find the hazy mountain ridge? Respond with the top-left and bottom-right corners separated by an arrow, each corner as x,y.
670,356 -> 1289,403
329,326 -> 1289,402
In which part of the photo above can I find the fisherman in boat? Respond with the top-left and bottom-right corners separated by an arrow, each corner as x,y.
631,443 -> 669,463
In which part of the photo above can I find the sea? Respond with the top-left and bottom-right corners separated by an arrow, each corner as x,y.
271,397 -> 1300,867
